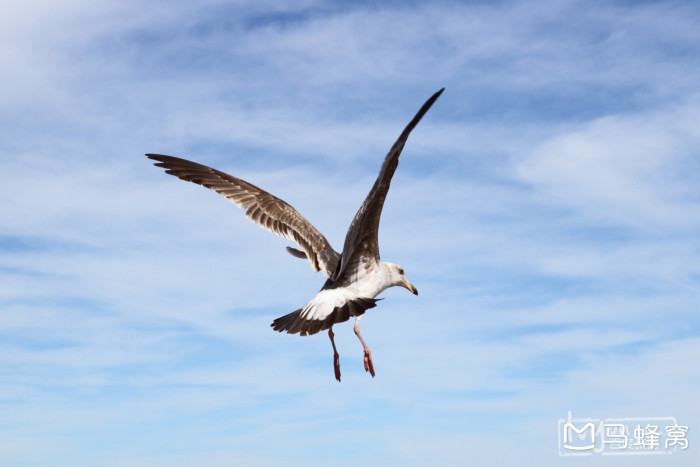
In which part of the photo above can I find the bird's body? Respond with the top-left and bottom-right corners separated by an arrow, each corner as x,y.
147,88 -> 443,381
271,261 -> 412,336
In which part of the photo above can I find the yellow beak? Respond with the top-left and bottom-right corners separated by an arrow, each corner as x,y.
403,279 -> 418,296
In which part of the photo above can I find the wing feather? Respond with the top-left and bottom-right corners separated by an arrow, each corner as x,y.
334,88 -> 444,280
146,154 -> 340,277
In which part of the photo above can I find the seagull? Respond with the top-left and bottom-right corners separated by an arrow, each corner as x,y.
146,88 -> 443,381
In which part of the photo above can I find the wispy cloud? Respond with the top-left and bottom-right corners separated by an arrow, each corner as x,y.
518,103 -> 700,228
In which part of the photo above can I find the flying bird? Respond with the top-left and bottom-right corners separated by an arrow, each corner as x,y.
147,88 -> 443,381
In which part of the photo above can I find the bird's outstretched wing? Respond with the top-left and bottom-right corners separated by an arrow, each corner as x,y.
146,154 -> 340,277
334,88 -> 444,281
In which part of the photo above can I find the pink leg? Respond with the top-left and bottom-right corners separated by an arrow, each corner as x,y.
328,327 -> 341,382
353,316 -> 375,377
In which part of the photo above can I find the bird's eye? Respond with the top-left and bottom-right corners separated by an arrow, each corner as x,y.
398,268 -> 404,275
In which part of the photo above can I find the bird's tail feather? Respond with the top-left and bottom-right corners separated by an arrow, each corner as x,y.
271,298 -> 382,336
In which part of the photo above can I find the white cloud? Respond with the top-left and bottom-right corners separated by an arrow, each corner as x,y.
517,103 -> 700,229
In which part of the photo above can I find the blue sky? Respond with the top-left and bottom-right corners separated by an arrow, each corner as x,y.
1,0 -> 699,465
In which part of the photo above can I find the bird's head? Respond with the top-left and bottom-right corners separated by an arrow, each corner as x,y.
384,262 -> 418,296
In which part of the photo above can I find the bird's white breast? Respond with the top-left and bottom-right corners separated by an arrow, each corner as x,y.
299,264 -> 392,321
